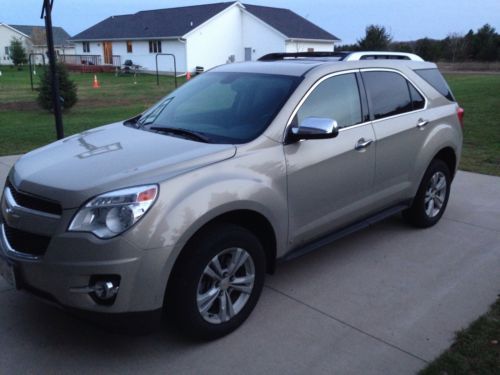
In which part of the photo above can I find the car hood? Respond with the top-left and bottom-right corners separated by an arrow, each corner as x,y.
10,123 -> 236,208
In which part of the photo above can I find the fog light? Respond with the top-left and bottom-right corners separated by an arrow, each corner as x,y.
94,281 -> 119,300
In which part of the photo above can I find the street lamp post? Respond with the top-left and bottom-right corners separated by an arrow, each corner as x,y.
41,0 -> 64,139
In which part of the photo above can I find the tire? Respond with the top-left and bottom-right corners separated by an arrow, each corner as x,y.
165,223 -> 266,340
403,159 -> 451,228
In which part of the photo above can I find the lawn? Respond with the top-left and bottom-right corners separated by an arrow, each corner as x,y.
0,66 -> 182,154
0,67 -> 498,176
419,298 -> 500,374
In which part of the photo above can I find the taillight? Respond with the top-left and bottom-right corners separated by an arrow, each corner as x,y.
457,107 -> 464,129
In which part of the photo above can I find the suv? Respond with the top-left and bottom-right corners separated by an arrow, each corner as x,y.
0,52 -> 463,339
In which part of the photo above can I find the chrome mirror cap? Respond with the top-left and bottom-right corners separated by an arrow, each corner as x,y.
290,117 -> 339,141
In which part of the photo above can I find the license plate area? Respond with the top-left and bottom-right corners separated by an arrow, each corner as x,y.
0,257 -> 17,289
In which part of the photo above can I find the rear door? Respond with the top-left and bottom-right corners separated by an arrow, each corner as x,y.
361,69 -> 428,208
284,71 -> 376,247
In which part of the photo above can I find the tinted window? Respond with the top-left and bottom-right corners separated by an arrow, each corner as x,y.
408,82 -> 425,110
295,73 -> 362,129
136,72 -> 301,144
362,71 -> 413,120
415,68 -> 455,101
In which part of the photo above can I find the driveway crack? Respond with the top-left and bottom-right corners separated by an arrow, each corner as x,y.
264,284 -> 429,364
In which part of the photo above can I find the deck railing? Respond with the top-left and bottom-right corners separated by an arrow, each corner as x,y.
60,55 -> 122,67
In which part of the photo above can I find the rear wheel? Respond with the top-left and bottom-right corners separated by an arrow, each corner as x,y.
404,159 -> 451,228
166,224 -> 266,340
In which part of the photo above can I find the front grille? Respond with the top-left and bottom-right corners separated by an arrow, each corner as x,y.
6,180 -> 62,216
2,221 -> 51,256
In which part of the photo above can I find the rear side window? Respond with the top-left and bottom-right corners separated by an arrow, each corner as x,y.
408,83 -> 425,110
295,73 -> 362,129
414,68 -> 455,101
362,71 -> 413,120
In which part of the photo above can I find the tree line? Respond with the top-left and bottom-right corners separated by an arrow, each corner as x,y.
338,24 -> 500,62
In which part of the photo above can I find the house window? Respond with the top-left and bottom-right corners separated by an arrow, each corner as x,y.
126,41 -> 133,53
82,42 -> 90,53
307,48 -> 315,52
4,46 -> 10,57
149,40 -> 162,53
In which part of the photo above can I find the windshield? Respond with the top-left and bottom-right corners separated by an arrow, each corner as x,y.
135,72 -> 301,144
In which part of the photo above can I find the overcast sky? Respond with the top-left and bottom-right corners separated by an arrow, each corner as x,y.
2,0 -> 499,43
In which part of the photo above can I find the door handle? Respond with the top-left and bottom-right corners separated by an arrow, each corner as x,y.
355,138 -> 373,150
417,119 -> 430,128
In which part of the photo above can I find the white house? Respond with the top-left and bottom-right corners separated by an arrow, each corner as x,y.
0,23 -> 74,65
71,1 -> 340,73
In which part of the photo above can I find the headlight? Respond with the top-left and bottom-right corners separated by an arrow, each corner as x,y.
68,185 -> 158,239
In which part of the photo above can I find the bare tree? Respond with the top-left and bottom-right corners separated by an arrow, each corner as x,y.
446,32 -> 466,62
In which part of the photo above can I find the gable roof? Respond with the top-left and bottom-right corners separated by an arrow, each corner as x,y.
243,4 -> 339,41
8,24 -> 73,46
71,2 -> 339,42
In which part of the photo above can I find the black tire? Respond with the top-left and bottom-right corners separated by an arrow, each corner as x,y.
165,223 -> 266,340
403,159 -> 451,228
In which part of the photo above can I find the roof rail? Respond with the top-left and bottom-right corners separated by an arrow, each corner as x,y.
258,51 -> 424,62
344,51 -> 424,61
258,52 -> 349,61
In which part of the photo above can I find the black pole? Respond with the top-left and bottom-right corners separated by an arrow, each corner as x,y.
29,54 -> 34,91
155,53 -> 178,88
42,0 -> 64,139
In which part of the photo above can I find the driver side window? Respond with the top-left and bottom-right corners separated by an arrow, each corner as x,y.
295,73 -> 362,129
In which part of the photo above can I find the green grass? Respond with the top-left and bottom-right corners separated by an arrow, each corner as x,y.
445,74 -> 500,176
0,67 -> 498,176
0,66 -> 183,155
420,298 -> 500,375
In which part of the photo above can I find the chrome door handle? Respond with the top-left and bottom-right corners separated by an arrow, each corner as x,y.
355,138 -> 373,150
417,119 -> 430,128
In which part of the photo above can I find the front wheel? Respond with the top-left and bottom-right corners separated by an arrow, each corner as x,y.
166,224 -> 266,340
403,159 -> 451,228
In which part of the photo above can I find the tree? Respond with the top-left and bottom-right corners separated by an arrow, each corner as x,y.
391,42 -> 414,53
414,38 -> 442,62
474,24 -> 498,61
358,25 -> 392,51
38,63 -> 77,111
9,38 -> 27,68
443,33 -> 467,62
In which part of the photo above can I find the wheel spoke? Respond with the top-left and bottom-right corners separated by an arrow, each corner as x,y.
204,265 -> 221,281
210,256 -> 224,278
228,248 -> 249,276
225,290 -> 235,319
436,177 -> 446,191
197,287 -> 220,314
218,292 -> 229,322
230,275 -> 254,294
426,199 -> 434,216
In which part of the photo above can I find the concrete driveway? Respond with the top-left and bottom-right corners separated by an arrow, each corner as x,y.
0,155 -> 499,374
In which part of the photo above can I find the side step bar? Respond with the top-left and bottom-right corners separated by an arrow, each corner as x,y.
280,202 -> 410,262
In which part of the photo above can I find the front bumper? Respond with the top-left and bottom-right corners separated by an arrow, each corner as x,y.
0,223 -> 173,314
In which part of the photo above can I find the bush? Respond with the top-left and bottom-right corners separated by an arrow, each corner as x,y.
37,63 -> 77,111
9,38 -> 27,68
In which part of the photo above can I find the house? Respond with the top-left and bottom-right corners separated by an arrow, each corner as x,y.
0,23 -> 74,65
70,1 -> 340,73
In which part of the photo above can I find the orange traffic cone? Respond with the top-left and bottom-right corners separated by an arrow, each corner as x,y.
92,74 -> 100,88
186,71 -> 191,80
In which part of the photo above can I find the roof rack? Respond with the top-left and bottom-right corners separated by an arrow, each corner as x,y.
258,51 -> 424,62
258,52 -> 349,61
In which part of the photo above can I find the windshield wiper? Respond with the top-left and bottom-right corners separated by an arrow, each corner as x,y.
150,126 -> 211,143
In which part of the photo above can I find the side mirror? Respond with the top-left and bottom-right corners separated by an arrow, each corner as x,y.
290,117 -> 339,141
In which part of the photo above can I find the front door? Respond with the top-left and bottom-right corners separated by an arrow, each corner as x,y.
244,48 -> 252,61
103,41 -> 113,65
285,72 -> 376,248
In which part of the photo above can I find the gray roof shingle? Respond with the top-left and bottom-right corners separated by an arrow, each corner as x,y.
71,2 -> 339,41
8,24 -> 73,46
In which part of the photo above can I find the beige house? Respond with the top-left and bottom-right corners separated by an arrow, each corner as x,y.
0,23 -> 74,65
